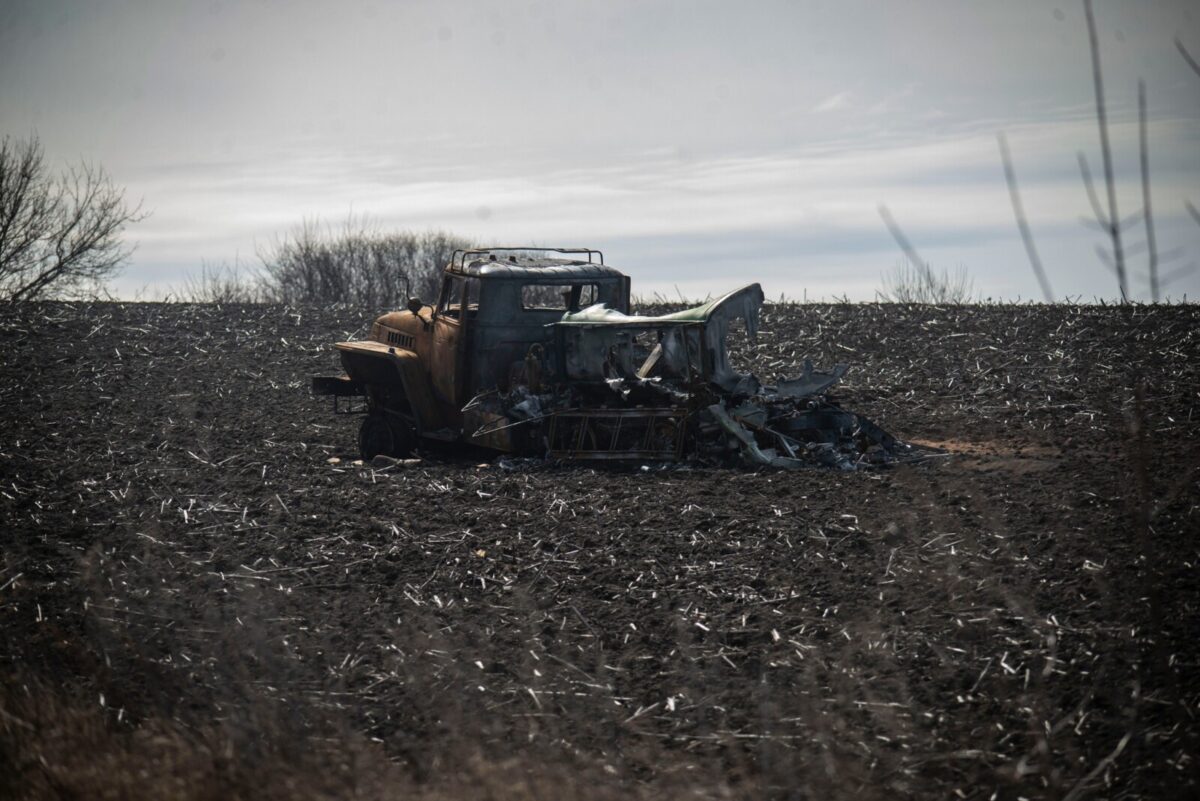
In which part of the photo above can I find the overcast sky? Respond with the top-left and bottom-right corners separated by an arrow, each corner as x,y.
3,0 -> 1198,301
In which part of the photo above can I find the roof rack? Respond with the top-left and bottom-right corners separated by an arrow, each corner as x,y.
451,247 -> 604,269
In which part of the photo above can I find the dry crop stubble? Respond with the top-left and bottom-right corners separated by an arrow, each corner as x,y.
0,300 -> 1196,799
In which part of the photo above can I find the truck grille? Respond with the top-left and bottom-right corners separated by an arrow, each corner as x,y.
385,330 -> 414,350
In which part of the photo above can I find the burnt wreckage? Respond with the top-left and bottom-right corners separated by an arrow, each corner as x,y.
312,248 -> 903,469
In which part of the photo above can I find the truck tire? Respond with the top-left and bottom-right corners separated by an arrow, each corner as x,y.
358,414 -> 414,460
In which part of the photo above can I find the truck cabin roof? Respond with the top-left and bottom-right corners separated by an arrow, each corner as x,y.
447,250 -> 626,282
448,258 -> 625,281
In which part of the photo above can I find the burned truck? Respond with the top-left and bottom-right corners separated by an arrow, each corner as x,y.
312,247 -> 901,469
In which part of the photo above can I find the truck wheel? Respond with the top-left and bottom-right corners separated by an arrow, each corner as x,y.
388,418 -> 416,458
359,414 -> 395,460
358,414 -> 415,460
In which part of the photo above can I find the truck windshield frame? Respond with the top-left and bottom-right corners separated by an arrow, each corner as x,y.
521,282 -> 599,312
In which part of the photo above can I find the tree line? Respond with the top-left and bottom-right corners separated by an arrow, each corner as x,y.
197,219 -> 473,308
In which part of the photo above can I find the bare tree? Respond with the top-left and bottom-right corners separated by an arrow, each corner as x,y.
0,135 -> 146,301
257,214 -> 473,307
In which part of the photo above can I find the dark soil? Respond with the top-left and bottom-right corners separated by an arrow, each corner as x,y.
1,301 -> 1197,800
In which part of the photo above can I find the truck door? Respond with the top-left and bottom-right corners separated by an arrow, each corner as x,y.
434,275 -> 465,402
430,274 -> 474,407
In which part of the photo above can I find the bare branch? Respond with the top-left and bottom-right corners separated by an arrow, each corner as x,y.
1083,0 -> 1128,301
876,204 -> 934,288
1186,199 -> 1200,229
1076,152 -> 1110,229
1154,245 -> 1185,264
998,132 -> 1054,302
1062,732 -> 1132,801
1138,80 -> 1159,302
0,138 -> 59,281
1094,244 -> 1117,275
0,136 -> 146,301
1177,36 -> 1200,79
1158,261 -> 1197,288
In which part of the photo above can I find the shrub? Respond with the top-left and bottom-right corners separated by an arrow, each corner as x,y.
877,259 -> 974,304
178,260 -> 267,303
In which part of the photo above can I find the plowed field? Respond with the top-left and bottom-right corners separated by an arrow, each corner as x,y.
1,301 -> 1196,800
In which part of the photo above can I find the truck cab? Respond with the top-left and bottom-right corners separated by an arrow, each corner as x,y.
317,247 -> 631,457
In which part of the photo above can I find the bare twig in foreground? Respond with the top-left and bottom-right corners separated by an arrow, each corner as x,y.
1062,732 -> 1132,801
1186,200 -> 1200,229
998,132 -> 1054,302
877,204 -> 930,281
1083,0 -> 1128,301
1176,36 -> 1200,79
1137,81 -> 1160,302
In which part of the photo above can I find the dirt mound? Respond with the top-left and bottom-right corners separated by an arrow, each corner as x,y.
1,301 -> 1196,799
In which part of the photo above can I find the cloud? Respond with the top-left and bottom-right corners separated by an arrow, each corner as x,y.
867,83 -> 918,115
12,0 -> 1194,302
111,113 -> 1200,302
813,91 -> 853,113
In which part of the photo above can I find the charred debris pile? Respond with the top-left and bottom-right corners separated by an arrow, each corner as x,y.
467,284 -> 907,470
